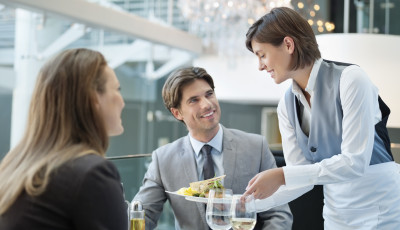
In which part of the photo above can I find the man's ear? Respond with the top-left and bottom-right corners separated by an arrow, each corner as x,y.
283,36 -> 295,54
170,107 -> 183,121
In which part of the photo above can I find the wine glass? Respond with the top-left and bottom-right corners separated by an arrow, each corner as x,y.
206,188 -> 233,230
230,195 -> 257,230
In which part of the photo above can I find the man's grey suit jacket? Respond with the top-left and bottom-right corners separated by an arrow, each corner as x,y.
134,125 -> 293,229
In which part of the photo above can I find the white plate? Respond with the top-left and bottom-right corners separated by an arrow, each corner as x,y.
185,196 -> 209,203
166,191 -> 235,204
167,191 -> 275,212
165,190 -> 208,203
186,195 -> 234,204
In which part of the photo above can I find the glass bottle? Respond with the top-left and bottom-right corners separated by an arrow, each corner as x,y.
130,201 -> 145,230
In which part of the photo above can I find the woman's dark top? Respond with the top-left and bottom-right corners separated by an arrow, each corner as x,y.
0,154 -> 128,230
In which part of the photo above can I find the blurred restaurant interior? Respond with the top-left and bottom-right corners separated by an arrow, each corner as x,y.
0,0 -> 399,229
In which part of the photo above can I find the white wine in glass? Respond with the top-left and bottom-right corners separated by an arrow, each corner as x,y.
130,218 -> 145,230
206,188 -> 233,230
231,218 -> 256,230
230,195 -> 257,230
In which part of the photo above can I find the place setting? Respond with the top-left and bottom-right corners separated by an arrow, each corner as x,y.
166,175 -> 258,230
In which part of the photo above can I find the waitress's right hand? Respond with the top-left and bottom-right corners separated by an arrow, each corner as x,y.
243,168 -> 285,199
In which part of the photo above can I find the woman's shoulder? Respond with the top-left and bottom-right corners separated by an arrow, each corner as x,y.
68,154 -> 108,169
340,65 -> 375,93
44,155 -> 125,229
55,154 -> 119,183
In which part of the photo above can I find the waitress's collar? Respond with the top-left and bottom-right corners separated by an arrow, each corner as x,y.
291,58 -> 322,96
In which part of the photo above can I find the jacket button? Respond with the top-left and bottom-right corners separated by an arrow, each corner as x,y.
310,147 -> 317,152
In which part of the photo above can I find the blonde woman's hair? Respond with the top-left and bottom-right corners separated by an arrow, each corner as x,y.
0,48 -> 109,214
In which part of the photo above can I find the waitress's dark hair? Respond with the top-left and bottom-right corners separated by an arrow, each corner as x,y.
246,7 -> 321,70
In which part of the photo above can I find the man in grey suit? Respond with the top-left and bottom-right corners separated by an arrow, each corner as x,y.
133,67 -> 293,229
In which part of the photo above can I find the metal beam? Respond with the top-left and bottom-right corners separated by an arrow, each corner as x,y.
343,0 -> 349,33
147,51 -> 192,79
107,39 -> 150,68
0,0 -> 202,54
39,23 -> 87,59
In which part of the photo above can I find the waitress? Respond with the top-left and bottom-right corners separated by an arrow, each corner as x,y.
243,7 -> 400,229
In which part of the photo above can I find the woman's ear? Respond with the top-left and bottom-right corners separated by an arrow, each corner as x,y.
283,36 -> 295,54
170,107 -> 183,121
93,92 -> 101,110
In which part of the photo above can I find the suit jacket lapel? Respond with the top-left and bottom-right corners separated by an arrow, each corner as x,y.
180,136 -> 198,183
180,135 -> 208,226
221,126 -> 237,190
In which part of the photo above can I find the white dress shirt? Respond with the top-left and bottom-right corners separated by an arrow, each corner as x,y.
189,124 -> 224,181
256,59 -> 383,211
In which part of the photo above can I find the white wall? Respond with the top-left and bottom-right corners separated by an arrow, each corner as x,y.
317,33 -> 400,128
194,55 -> 291,104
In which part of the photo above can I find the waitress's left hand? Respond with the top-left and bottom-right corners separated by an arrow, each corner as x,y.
243,168 -> 285,200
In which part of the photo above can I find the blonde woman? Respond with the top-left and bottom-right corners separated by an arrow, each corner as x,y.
0,48 -> 126,229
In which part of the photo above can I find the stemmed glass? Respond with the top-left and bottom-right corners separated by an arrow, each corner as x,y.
230,195 -> 257,230
206,188 -> 233,230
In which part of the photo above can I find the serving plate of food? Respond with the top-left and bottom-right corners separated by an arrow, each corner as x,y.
165,191 -> 209,203
166,175 -> 230,203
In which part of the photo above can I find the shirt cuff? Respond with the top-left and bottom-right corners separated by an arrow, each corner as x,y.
255,196 -> 276,213
283,164 -> 320,189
